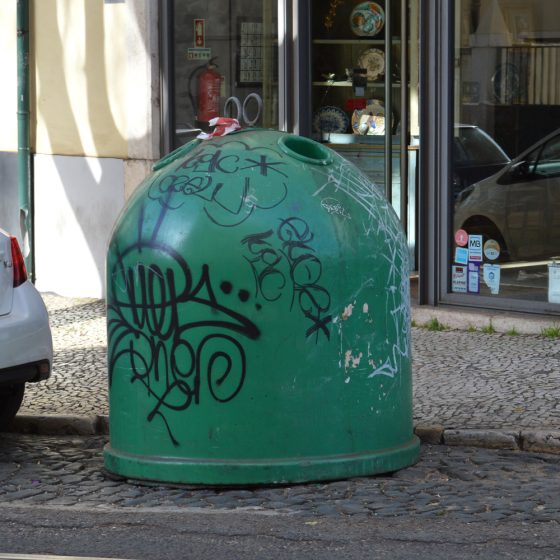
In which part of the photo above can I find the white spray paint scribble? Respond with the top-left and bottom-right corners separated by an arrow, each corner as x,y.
312,158 -> 411,394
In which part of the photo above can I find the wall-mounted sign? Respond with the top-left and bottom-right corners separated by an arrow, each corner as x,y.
483,239 -> 500,261
468,234 -> 483,262
452,265 -> 468,293
239,20 -> 264,84
194,19 -> 205,47
187,48 -> 212,60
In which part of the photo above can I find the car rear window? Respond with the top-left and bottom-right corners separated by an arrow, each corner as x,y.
454,128 -> 510,165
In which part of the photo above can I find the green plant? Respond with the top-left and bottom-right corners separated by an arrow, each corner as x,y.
423,318 -> 447,332
541,326 -> 560,338
481,323 -> 496,334
411,319 -> 418,328
506,327 -> 519,336
467,325 -> 477,333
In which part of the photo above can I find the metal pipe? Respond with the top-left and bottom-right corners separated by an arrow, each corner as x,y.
384,0 -> 392,204
400,0 -> 409,232
17,0 -> 33,279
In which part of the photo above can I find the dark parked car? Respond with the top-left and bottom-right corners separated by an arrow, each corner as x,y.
452,125 -> 511,200
455,128 -> 560,262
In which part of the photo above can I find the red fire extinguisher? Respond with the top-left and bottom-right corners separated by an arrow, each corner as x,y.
196,59 -> 222,124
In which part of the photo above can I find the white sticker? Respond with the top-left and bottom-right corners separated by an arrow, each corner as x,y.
187,48 -> 212,60
452,265 -> 468,293
548,262 -> 560,304
468,262 -> 480,293
468,235 -> 483,262
483,239 -> 501,261
483,264 -> 501,294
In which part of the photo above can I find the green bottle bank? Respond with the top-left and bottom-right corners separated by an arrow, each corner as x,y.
104,129 -> 420,485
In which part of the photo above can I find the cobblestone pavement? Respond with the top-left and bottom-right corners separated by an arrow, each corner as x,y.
20,294 -> 107,417
1,434 -> 560,522
19,294 -> 560,434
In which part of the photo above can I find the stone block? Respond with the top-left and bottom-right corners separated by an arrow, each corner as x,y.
414,424 -> 444,444
443,429 -> 520,450
521,430 -> 560,454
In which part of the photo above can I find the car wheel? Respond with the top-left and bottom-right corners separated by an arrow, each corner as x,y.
0,384 -> 25,428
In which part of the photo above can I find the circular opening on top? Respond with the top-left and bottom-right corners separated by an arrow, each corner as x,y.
278,136 -> 333,166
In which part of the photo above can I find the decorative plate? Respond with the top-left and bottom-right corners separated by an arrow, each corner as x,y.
491,63 -> 520,104
351,98 -> 387,136
350,2 -> 385,37
313,106 -> 350,134
357,48 -> 385,81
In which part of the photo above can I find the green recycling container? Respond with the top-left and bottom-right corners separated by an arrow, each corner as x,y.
104,129 -> 419,485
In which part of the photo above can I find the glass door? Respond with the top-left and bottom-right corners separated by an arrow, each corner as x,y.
307,1 -> 406,213
449,0 -> 560,309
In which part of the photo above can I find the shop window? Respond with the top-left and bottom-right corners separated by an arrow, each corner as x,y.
451,0 -> 560,306
171,1 -> 279,148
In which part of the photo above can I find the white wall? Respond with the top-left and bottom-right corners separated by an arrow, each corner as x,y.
34,154 -> 125,298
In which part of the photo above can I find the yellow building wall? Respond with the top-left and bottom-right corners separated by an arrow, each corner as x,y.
0,3 -> 17,153
33,0 -> 128,158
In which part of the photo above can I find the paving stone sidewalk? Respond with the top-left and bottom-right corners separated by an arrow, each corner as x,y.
1,434 -> 560,522
17,294 -> 560,450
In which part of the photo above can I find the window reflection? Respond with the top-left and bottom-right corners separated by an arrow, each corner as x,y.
172,1 -> 279,148
452,0 -> 560,303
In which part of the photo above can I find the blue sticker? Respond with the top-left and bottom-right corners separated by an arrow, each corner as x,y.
455,247 -> 469,265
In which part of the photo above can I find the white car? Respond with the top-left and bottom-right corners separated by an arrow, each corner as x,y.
0,229 -> 52,426
455,128 -> 560,262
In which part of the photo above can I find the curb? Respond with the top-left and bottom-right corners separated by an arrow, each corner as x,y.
414,424 -> 560,455
411,304 -> 560,335
5,414 -> 109,436
4,415 -> 560,456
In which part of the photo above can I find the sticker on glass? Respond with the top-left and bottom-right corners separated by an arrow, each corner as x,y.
455,247 -> 469,265
455,229 -> 468,247
468,234 -> 483,262
468,262 -> 480,293
548,261 -> 560,304
483,239 -> 501,261
452,265 -> 467,293
483,264 -> 501,295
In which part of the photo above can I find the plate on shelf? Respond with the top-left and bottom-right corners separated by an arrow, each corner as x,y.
313,106 -> 349,134
351,98 -> 387,136
350,2 -> 385,37
357,48 -> 385,81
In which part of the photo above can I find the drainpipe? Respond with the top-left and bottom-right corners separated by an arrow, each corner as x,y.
17,0 -> 33,280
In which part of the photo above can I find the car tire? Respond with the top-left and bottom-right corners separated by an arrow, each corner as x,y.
461,220 -> 510,262
0,384 -> 25,428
